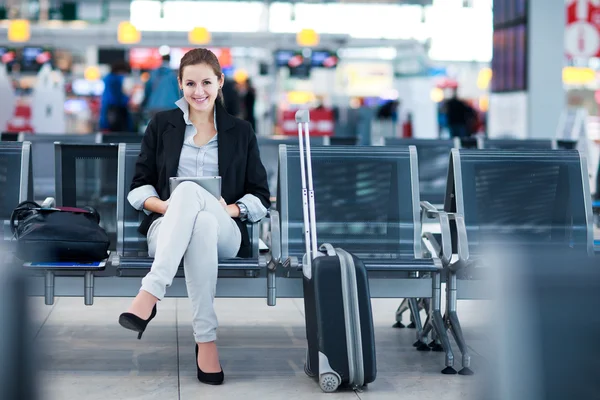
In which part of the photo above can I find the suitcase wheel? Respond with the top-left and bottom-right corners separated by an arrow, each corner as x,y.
319,373 -> 340,393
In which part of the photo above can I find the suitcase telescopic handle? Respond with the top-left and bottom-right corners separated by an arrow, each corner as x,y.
295,109 -> 319,278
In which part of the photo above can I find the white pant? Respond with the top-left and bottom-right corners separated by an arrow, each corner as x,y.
142,181 -> 241,343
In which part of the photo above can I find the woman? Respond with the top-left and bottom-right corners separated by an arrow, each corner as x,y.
118,48 -> 270,385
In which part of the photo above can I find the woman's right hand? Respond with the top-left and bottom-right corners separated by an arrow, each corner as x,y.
158,200 -> 169,215
143,197 -> 169,215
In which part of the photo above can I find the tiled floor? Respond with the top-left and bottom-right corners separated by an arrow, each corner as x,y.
31,296 -> 488,400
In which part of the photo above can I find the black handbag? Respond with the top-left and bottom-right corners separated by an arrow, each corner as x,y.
10,201 -> 110,262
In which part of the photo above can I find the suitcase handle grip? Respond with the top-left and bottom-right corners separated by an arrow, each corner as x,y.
319,243 -> 336,257
295,109 -> 310,123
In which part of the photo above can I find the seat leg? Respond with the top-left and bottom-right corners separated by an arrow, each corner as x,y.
267,270 -> 276,306
415,315 -> 432,351
447,273 -> 473,375
428,271 -> 456,373
421,298 -> 431,315
393,298 -> 410,328
84,271 -> 94,306
424,292 -> 443,350
428,327 -> 444,352
413,276 -> 433,352
408,298 -> 423,337
432,310 -> 456,374
44,271 -> 55,306
416,312 -> 430,343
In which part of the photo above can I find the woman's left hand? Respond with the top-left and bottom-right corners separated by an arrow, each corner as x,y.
220,197 -> 240,218
226,204 -> 240,218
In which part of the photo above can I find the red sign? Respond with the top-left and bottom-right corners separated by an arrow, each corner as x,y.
129,48 -> 163,70
279,109 -> 334,137
6,104 -> 33,133
566,0 -> 600,58
129,47 -> 233,70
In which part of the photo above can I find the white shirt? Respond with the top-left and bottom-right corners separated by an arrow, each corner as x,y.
175,97 -> 219,178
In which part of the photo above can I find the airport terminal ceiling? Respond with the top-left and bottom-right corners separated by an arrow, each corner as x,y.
0,0 -> 491,62
10,0 -> 434,4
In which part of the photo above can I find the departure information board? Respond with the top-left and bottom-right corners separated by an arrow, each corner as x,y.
492,0 -> 527,92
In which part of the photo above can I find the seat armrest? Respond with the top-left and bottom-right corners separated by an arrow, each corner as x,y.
265,209 -> 280,271
420,201 -> 439,219
451,213 -> 470,262
420,201 -> 452,265
245,220 -> 261,259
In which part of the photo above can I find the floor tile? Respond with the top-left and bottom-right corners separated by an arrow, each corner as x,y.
29,296 -> 489,400
38,374 -> 179,400
35,297 -> 179,398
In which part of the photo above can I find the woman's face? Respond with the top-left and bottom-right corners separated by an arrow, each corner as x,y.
179,63 -> 223,114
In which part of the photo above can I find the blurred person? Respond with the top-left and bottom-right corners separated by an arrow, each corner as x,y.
221,78 -> 240,117
237,78 -> 256,131
374,99 -> 399,142
99,61 -> 132,132
402,112 -> 413,138
437,102 -> 449,138
356,98 -> 374,145
443,89 -> 475,139
141,54 -> 181,118
314,96 -> 326,111
118,48 -> 270,386
376,99 -> 398,121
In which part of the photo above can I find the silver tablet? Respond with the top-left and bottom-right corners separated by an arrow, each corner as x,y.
169,176 -> 221,199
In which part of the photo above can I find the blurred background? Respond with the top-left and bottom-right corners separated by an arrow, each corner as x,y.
1,1 -> 600,400
0,1 -> 592,147
0,0 -> 493,143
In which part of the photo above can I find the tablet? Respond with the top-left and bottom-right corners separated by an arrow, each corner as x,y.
170,176 -> 221,199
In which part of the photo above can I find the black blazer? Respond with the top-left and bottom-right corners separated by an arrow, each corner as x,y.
130,101 -> 271,258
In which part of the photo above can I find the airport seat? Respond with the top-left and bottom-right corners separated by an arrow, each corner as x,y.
425,148 -> 595,375
275,143 -> 445,333
97,133 -> 143,145
0,142 -> 33,241
0,142 -> 103,307
17,133 -> 99,200
0,132 -> 20,142
381,138 -> 462,332
256,136 -> 328,203
276,145 -> 442,271
21,143 -> 119,306
556,139 -> 578,150
459,137 -> 479,149
275,144 -> 453,370
115,143 -> 273,302
383,138 -> 461,206
478,138 -> 557,150
54,143 -> 120,247
325,136 -> 358,146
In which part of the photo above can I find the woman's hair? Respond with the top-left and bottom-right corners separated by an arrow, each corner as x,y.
178,48 -> 224,105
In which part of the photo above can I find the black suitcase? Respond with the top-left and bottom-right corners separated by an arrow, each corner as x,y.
295,110 -> 377,392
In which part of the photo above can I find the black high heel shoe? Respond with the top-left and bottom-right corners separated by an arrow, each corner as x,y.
195,344 -> 224,385
118,304 -> 157,339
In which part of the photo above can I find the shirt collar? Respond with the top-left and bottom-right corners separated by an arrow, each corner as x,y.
175,97 -> 218,131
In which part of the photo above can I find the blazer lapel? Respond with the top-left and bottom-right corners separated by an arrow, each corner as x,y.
163,110 -> 186,181
216,102 -> 236,179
